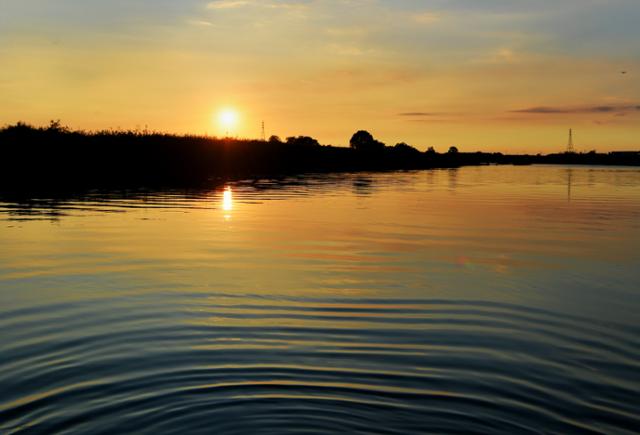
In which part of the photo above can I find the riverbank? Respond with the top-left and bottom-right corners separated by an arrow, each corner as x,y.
1,122 -> 638,194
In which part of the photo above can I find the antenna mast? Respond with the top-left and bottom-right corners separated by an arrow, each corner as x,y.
566,128 -> 575,153
261,121 -> 266,141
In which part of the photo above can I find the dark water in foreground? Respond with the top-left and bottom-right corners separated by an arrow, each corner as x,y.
1,165 -> 639,434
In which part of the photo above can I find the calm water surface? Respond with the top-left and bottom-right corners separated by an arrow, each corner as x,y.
1,165 -> 639,434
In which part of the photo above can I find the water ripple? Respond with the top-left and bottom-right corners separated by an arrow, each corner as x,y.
2,166 -> 640,433
1,294 -> 638,434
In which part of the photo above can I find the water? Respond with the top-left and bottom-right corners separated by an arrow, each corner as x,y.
1,165 -> 639,434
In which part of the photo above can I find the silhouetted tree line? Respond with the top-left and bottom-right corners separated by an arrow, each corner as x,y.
0,121 -> 637,193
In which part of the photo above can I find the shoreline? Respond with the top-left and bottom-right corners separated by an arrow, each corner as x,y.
1,123 -> 638,195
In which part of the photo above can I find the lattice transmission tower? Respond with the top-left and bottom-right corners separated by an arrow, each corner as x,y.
566,128 -> 575,153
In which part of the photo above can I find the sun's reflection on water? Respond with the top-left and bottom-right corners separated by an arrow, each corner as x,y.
222,186 -> 233,220
223,186 -> 233,211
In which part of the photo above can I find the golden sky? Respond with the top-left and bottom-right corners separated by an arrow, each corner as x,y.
1,0 -> 639,152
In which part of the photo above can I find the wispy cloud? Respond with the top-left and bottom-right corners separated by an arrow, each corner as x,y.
411,12 -> 442,25
326,27 -> 368,38
399,112 -> 440,117
206,0 -> 309,10
398,112 -> 460,123
325,43 -> 374,57
512,104 -> 640,115
207,0 -> 249,9
187,19 -> 214,26
491,48 -> 517,63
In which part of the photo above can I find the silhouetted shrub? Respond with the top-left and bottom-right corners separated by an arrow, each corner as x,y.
286,136 -> 320,147
350,130 -> 385,153
394,142 -> 420,154
47,120 -> 70,133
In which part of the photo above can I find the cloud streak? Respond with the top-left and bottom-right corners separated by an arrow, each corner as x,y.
511,104 -> 640,115
207,0 -> 309,10
399,112 -> 440,117
411,12 -> 442,25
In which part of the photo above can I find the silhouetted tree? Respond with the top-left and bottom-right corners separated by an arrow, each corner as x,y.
268,135 -> 282,143
2,121 -> 34,134
286,136 -> 320,147
426,146 -> 436,155
47,120 -> 69,133
393,142 -> 421,156
350,130 -> 385,152
350,130 -> 373,149
448,146 -> 459,154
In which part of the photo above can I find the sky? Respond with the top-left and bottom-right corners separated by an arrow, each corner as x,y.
0,0 -> 639,152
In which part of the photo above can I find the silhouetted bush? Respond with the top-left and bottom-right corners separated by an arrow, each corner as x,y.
350,130 -> 385,153
394,142 -> 421,155
286,136 -> 320,147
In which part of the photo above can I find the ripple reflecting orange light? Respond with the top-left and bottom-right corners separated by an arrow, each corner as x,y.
223,186 -> 233,212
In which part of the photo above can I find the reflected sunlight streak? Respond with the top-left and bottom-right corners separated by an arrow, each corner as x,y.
223,186 -> 233,214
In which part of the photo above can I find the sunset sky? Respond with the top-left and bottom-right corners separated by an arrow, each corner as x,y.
1,0 -> 638,152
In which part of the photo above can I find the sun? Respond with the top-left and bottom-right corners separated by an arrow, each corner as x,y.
218,109 -> 239,136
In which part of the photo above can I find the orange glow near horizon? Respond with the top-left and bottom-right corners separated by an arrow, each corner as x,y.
218,109 -> 239,137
